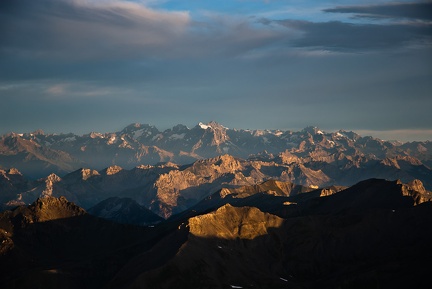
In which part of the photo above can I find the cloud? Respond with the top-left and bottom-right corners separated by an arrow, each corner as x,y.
1,0 -> 431,139
262,1 -> 432,52
2,0 -> 430,62
276,19 -> 432,51
0,0 -> 190,60
324,2 -> 432,22
46,84 -> 67,96
0,0 -> 285,62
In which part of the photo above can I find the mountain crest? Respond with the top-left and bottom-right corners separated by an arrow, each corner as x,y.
23,196 -> 86,223
302,126 -> 323,135
103,165 -> 123,175
188,204 -> 284,239
80,168 -> 100,180
46,173 -> 61,183
198,121 -> 227,130
7,168 -> 22,175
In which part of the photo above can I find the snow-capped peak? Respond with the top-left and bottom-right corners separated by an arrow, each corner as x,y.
199,121 -> 229,130
199,122 -> 210,130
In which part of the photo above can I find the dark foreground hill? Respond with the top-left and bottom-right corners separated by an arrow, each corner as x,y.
0,197 -> 170,289
1,179 -> 432,289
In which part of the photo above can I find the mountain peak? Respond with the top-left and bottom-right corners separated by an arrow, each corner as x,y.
302,126 -> 323,135
198,122 -> 210,130
46,173 -> 61,183
123,123 -> 143,130
23,196 -> 86,223
103,165 -> 123,175
408,179 -> 426,194
188,204 -> 283,239
80,168 -> 100,180
7,168 -> 22,175
32,129 -> 45,135
198,121 -> 228,130
172,124 -> 189,131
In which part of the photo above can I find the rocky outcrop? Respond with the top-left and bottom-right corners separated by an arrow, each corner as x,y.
188,204 -> 283,239
319,186 -> 344,197
41,173 -> 61,197
400,179 -> 432,205
103,165 -> 123,176
20,196 -> 86,223
218,179 -> 312,198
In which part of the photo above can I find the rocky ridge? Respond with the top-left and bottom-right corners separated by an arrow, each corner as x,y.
2,152 -> 432,219
188,204 -> 284,239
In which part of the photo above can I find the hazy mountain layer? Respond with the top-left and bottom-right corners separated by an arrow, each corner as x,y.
1,122 -> 431,179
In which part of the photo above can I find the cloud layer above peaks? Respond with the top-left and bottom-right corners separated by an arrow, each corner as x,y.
0,0 -> 431,141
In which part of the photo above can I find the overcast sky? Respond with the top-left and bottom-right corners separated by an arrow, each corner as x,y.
1,0 -> 431,141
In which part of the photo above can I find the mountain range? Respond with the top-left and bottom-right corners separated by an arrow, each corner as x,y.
1,121 -> 431,179
1,121 -> 431,219
1,121 -> 432,288
1,152 -> 432,219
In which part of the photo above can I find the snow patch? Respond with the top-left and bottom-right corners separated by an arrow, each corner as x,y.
63,136 -> 76,142
170,133 -> 185,140
132,129 -> 145,139
230,286 -> 243,289
199,122 -> 209,130
280,277 -> 288,282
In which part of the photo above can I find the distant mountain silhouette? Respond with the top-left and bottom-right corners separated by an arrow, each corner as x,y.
1,122 -> 431,181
